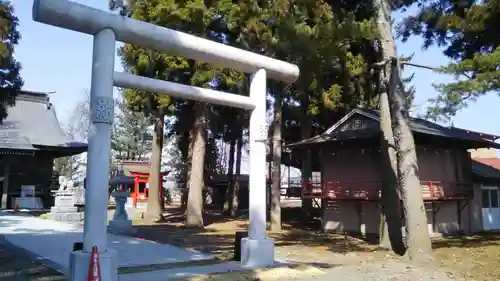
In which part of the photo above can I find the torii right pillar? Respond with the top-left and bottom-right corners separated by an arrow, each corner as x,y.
241,69 -> 275,267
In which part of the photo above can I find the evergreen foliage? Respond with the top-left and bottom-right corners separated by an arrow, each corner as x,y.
0,2 -> 23,122
111,0 -> 414,168
110,0 -> 419,226
395,0 -> 500,120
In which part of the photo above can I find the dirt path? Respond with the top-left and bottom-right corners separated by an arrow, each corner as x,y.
128,206 -> 499,281
297,260 -> 462,281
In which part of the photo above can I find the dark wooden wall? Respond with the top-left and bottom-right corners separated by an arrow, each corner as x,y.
0,154 -> 55,208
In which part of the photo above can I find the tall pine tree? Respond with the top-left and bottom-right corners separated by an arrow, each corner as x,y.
0,1 -> 23,122
377,0 -> 432,261
113,0 -> 248,227
260,0 -> 381,226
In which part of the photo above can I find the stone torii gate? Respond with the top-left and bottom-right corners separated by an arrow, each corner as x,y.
32,1 -> 299,281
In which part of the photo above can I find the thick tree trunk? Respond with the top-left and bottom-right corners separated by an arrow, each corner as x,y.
181,129 -> 194,210
300,115 -> 313,210
270,93 -> 282,232
375,0 -> 432,261
389,59 -> 432,261
146,114 -> 164,221
185,102 -> 206,228
379,96 -> 393,251
378,91 -> 397,248
379,91 -> 405,254
375,2 -> 404,252
223,135 -> 236,213
230,126 -> 243,217
267,128 -> 273,211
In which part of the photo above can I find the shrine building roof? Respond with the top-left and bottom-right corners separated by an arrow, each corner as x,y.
0,90 -> 87,156
289,108 -> 500,150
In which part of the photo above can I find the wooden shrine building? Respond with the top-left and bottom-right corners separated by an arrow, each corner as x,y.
289,108 -> 500,236
120,160 -> 168,208
0,91 -> 87,209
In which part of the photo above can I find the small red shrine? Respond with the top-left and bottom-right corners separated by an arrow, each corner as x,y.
121,160 -> 169,207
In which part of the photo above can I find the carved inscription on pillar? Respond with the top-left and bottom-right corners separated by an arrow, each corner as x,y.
91,97 -> 114,124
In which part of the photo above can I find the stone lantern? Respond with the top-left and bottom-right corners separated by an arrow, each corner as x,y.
107,170 -> 135,234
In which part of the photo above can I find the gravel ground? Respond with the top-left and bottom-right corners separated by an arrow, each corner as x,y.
299,260 -> 463,281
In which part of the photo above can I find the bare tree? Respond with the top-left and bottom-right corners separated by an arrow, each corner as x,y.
54,90 -> 90,183
161,135 -> 183,179
111,96 -> 151,161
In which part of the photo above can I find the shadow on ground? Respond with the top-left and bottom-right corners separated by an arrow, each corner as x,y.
0,240 -> 65,281
131,206 -> 378,261
432,232 -> 500,249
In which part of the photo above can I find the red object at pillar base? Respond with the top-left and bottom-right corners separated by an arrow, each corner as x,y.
87,245 -> 101,281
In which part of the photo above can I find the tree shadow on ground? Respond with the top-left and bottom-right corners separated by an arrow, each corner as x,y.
432,232 -> 500,249
131,206 -> 379,261
158,206 -> 241,225
0,241 -> 65,281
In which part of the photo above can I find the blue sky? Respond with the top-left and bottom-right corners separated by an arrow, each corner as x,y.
13,0 -> 500,136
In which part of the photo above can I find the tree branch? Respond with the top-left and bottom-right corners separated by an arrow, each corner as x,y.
400,62 -> 437,72
400,61 -> 472,79
374,58 -> 473,80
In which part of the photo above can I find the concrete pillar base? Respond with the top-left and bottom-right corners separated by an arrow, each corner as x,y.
240,237 -> 275,267
69,249 -> 118,281
108,219 -> 136,235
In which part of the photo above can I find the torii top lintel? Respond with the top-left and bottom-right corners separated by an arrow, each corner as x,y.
32,0 -> 300,83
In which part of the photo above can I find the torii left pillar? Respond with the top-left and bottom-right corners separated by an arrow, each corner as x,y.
69,28 -> 118,281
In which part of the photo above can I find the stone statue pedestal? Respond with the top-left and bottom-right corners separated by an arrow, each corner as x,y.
108,191 -> 135,234
48,190 -> 84,222
48,177 -> 84,222
73,186 -> 85,207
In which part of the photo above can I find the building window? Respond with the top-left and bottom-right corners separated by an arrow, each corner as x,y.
482,189 -> 489,208
491,189 -> 499,208
483,188 -> 500,209
354,119 -> 361,128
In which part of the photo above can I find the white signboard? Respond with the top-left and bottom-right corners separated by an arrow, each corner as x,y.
21,185 -> 35,197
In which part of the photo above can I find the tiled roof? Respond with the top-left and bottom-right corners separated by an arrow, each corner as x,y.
122,160 -> 151,175
474,158 -> 500,170
121,160 -> 170,175
472,159 -> 500,180
359,108 -> 500,143
0,91 -> 87,153
289,108 -> 500,149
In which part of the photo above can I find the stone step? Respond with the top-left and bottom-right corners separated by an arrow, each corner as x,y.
46,212 -> 84,222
